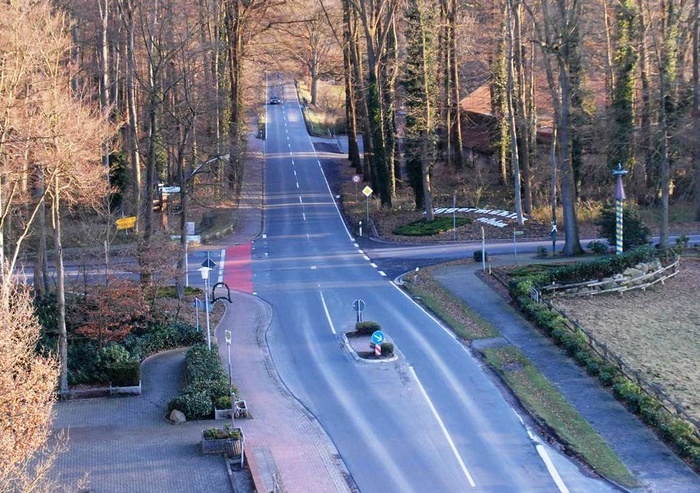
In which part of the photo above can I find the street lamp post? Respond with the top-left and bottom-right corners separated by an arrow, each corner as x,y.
225,330 -> 232,388
194,297 -> 200,332
199,266 -> 212,350
612,163 -> 629,255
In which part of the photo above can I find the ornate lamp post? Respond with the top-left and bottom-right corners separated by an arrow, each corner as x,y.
199,266 -> 212,350
225,330 -> 232,387
612,163 -> 629,255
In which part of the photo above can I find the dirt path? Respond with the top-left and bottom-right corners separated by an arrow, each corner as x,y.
552,257 -> 700,421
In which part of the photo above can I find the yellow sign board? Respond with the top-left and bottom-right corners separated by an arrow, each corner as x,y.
115,216 -> 136,230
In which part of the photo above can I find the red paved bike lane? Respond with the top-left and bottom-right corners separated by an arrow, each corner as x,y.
223,243 -> 253,294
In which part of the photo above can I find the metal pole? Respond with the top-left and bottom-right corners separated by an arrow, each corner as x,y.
615,199 -> 623,255
453,194 -> 457,240
227,340 -> 232,387
185,239 -> 189,287
366,195 -> 370,224
481,227 -> 486,272
612,163 -> 628,255
205,276 -> 211,351
195,298 -> 200,332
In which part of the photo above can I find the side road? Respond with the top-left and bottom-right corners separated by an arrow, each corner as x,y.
431,258 -> 700,493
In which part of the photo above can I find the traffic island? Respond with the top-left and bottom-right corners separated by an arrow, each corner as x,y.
342,328 -> 398,363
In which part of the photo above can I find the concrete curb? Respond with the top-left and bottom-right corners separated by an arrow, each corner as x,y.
340,333 -> 399,364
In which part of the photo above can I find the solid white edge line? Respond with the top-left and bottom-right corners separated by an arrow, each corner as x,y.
524,421 -> 570,493
390,281 -> 459,342
394,280 -> 569,492
408,366 -> 476,488
319,291 -> 336,335
535,445 -> 570,493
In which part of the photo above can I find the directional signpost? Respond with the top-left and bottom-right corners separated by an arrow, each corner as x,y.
352,298 -> 365,323
371,330 -> 384,357
115,216 -> 136,230
199,253 -> 217,350
513,229 -> 524,264
362,186 -> 373,224
353,174 -> 361,202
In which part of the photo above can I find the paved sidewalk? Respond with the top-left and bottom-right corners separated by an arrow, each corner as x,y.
51,349 -> 231,493
214,294 -> 354,493
432,258 -> 700,493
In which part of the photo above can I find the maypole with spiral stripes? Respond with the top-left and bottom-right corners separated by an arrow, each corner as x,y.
612,163 -> 629,255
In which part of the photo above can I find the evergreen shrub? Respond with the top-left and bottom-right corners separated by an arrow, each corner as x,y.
355,321 -> 381,336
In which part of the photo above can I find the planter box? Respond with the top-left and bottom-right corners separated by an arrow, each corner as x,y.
214,408 -> 232,420
200,428 -> 243,456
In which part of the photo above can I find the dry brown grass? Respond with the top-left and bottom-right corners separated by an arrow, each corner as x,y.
552,257 -> 700,423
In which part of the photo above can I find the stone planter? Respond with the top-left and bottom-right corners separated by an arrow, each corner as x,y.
214,408 -> 232,420
234,399 -> 249,418
200,427 -> 243,456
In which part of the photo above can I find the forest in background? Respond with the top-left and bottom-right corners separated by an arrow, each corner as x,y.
1,0 -> 700,489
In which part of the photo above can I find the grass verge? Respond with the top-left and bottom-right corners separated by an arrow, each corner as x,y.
481,346 -> 638,488
402,264 -> 497,340
403,263 -> 638,488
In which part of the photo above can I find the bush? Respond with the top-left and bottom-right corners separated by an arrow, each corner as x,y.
598,364 -> 619,387
169,390 -> 213,419
215,395 -> 232,409
103,361 -> 141,387
67,341 -> 102,385
100,343 -> 131,365
393,217 -> 470,236
380,342 -> 394,356
168,343 -> 232,419
587,240 -> 610,254
639,396 -> 664,426
613,380 -> 643,413
596,203 -> 651,251
535,246 -> 548,258
355,321 -> 381,336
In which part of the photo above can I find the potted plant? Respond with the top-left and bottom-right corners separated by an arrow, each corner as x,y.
200,424 -> 243,455
214,395 -> 232,420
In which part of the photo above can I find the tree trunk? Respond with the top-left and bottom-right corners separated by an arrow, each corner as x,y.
120,0 -> 142,223
636,0 -> 652,198
506,0 -> 523,225
343,0 -> 362,172
693,0 -> 700,220
513,0 -> 531,215
448,0 -> 464,169
52,174 -> 68,397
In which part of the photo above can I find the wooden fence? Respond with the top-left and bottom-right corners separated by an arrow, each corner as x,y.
547,302 -> 700,435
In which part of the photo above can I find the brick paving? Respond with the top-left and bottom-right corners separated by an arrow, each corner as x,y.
49,133 -> 355,493
215,295 -> 355,493
50,349 -> 231,493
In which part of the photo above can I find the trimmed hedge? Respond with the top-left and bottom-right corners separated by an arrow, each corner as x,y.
168,343 -> 234,420
104,361 -> 140,387
355,321 -> 381,336
507,250 -> 700,472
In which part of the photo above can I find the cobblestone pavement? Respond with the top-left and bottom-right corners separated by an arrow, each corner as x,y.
50,349 -> 231,493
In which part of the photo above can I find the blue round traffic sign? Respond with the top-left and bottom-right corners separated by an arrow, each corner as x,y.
371,331 -> 385,345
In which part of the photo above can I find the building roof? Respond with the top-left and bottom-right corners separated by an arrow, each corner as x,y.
459,85 -> 492,116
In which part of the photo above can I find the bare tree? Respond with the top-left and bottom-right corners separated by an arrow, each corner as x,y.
524,0 -> 584,255
0,273 -> 61,493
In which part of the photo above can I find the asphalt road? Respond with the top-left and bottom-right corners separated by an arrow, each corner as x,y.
250,80 -> 622,493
